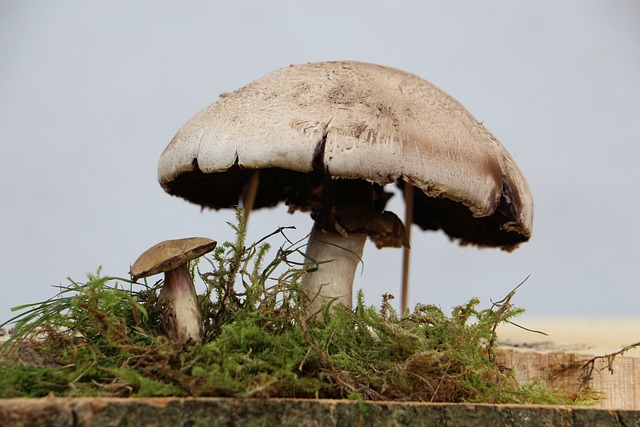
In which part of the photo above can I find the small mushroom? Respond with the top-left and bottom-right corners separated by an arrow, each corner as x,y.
129,237 -> 216,343
158,61 -> 533,318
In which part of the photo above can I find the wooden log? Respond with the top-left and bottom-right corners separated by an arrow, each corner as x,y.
496,317 -> 640,410
496,348 -> 640,409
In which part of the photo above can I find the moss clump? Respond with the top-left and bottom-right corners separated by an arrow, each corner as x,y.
0,211 -> 584,404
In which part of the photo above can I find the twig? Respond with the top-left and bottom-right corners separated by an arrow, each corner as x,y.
576,340 -> 640,388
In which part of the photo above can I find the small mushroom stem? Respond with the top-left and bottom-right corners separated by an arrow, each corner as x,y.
159,264 -> 203,344
242,170 -> 260,226
302,225 -> 367,318
401,183 -> 414,314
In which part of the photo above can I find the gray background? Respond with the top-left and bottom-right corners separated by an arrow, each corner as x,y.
1,1 -> 639,324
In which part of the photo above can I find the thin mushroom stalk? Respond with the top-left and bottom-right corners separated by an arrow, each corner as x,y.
401,182 -> 414,314
242,170 -> 260,226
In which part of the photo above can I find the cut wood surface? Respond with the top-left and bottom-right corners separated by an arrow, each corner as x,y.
497,317 -> 640,410
497,317 -> 640,356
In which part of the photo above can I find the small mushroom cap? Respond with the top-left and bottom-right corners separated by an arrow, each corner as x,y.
159,61 -> 533,250
129,237 -> 217,280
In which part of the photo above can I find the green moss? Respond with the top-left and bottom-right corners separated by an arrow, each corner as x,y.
0,209 -> 595,404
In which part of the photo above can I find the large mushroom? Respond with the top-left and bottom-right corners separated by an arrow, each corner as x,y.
158,61 -> 533,317
130,237 -> 217,343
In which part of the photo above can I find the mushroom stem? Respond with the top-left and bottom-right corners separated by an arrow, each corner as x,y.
302,225 -> 367,318
401,183 -> 414,314
159,264 -> 203,344
243,170 -> 260,226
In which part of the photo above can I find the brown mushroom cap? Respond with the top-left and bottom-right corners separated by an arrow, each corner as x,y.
158,61 -> 532,250
129,237 -> 217,280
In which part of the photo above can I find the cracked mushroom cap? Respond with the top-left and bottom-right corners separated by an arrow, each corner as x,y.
159,61 -> 533,250
130,237 -> 217,280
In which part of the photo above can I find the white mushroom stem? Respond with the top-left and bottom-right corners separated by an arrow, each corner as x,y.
158,264 -> 203,344
302,226 -> 367,318
401,183 -> 414,314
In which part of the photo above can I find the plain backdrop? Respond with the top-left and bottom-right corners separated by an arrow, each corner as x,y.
1,1 -> 639,325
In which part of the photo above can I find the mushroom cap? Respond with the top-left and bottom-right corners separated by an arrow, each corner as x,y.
159,61 -> 533,250
129,237 -> 217,280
